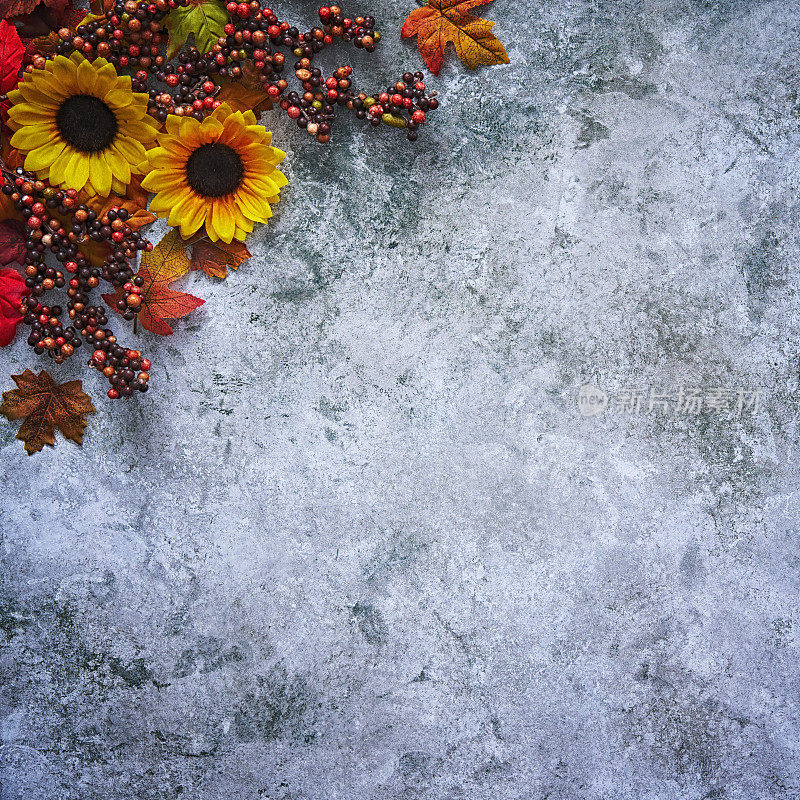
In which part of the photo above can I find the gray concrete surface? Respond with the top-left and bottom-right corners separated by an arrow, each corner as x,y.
2,1 -> 800,797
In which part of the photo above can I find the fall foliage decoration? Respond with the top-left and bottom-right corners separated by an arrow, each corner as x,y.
0,367 -> 95,454
188,232 -> 249,279
102,229 -> 203,335
402,0 -> 508,76
0,0 -> 508,453
0,19 -> 23,119
0,265 -> 28,344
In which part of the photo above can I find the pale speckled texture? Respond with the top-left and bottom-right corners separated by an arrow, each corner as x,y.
1,1 -> 800,798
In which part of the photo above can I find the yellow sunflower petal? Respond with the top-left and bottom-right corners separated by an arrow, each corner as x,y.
65,150 -> 90,192
76,58 -> 98,93
199,117 -> 224,143
208,200 -> 236,243
210,103 -> 234,122
151,188 -> 191,214
6,106 -> 55,126
88,152 -> 113,196
236,188 -> 272,222
51,56 -> 78,89
102,87 -> 135,109
93,62 -> 120,99
140,168 -> 185,192
14,84 -> 60,109
105,145 -> 131,184
121,119 -> 159,142
24,141 -> 65,173
177,196 -> 207,236
11,125 -> 56,150
114,135 -> 148,166
48,146 -> 76,185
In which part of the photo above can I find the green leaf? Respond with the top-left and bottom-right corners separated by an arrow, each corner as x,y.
165,0 -> 228,60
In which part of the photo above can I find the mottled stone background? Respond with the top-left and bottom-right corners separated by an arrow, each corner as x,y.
2,1 -> 799,798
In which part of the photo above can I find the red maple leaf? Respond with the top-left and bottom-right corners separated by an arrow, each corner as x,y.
0,266 -> 29,346
0,20 -> 23,122
102,230 -> 204,336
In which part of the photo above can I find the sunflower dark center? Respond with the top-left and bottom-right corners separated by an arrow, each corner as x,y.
55,94 -> 118,153
185,143 -> 244,198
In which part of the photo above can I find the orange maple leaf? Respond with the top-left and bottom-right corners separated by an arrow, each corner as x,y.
102,229 -> 204,336
401,0 -> 509,76
187,230 -> 251,279
0,369 -> 95,455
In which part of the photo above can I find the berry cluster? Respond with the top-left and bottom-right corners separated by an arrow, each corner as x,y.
44,0 -> 440,141
354,71 -> 438,141
2,166 -> 151,398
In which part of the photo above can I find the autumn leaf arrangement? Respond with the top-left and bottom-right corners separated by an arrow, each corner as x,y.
0,0 -> 507,454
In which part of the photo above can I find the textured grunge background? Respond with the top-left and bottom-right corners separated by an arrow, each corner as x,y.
2,1 -> 800,798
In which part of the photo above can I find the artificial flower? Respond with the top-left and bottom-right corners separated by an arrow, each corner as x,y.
139,103 -> 287,243
6,52 -> 158,197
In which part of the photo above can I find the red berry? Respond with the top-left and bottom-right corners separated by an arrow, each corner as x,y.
378,92 -> 389,105
325,77 -> 338,89
368,104 -> 383,117
27,216 -> 41,229
412,110 -> 426,124
415,82 -> 425,91
237,2 -> 249,15
226,1 -> 237,10
141,359 -> 151,371
391,93 -> 403,106
326,89 -> 338,101
202,80 -> 215,93
166,74 -> 179,86
287,105 -> 301,119
268,24 -> 280,37
107,388 -> 119,399
93,350 -> 106,364
267,85 -> 280,98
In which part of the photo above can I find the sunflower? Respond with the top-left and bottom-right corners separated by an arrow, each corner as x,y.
6,52 -> 158,197
139,103 -> 287,243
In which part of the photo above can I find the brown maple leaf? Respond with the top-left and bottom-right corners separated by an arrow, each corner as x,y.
84,193 -> 157,232
2,0 -> 72,26
187,230 -> 251,279
102,229 -> 204,336
123,173 -> 150,209
216,63 -> 273,115
0,369 -> 95,455
401,0 -> 509,76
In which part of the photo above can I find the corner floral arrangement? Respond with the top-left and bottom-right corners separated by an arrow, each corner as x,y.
0,0 -> 507,454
